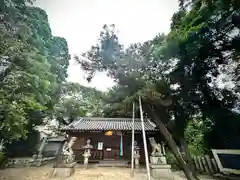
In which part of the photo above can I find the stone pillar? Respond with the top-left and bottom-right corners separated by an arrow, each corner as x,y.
161,142 -> 166,155
38,136 -> 48,155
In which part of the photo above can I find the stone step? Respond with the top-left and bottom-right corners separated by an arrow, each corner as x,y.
98,163 -> 128,167
98,160 -> 128,167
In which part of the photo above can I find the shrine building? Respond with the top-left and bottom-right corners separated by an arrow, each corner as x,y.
61,117 -> 161,164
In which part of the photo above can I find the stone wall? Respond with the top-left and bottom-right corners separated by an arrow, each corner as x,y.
43,142 -> 64,157
5,157 -> 55,168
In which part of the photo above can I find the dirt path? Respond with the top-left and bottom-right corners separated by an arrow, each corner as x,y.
0,167 -> 213,180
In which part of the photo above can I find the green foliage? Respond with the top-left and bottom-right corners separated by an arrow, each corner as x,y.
185,118 -> 212,155
166,0 -> 240,149
53,82 -> 104,124
77,0 -> 240,152
0,0 -> 69,145
6,129 -> 39,157
166,151 -> 181,170
0,152 -> 5,167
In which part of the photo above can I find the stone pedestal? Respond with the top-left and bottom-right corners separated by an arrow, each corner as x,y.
150,155 -> 172,179
150,156 -> 167,165
52,162 -> 76,178
32,153 -> 44,167
150,164 -> 172,179
83,153 -> 91,168
134,155 -> 140,169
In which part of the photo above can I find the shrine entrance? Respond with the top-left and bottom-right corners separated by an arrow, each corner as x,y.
102,131 -> 123,160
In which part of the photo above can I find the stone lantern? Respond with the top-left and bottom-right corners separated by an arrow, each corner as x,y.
82,139 -> 93,168
134,141 -> 140,168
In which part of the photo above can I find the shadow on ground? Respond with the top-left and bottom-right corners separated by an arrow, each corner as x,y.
0,166 -> 214,180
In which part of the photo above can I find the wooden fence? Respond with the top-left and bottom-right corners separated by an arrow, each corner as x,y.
192,155 -> 220,175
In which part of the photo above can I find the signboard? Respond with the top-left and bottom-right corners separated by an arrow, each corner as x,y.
97,142 -> 103,150
212,149 -> 240,175
116,131 -> 122,136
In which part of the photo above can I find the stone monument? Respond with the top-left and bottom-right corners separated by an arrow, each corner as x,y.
32,135 -> 48,166
52,136 -> 77,178
82,139 -> 93,168
133,141 -> 140,168
148,137 -> 172,179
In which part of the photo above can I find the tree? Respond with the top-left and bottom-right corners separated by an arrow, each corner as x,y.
52,82 -> 104,125
185,117 -> 212,156
76,24 -> 199,180
149,0 -> 240,175
76,1 -> 240,175
164,0 -> 240,150
1,0 -> 69,154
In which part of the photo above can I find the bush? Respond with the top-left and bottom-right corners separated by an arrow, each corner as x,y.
0,152 -> 5,167
166,151 -> 181,170
6,130 -> 39,157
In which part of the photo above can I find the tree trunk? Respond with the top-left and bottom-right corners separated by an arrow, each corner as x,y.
180,138 -> 199,179
146,105 -> 198,180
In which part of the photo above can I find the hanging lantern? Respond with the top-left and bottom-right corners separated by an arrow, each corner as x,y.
105,131 -> 113,136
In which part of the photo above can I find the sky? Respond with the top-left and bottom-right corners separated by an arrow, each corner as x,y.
34,0 -> 179,91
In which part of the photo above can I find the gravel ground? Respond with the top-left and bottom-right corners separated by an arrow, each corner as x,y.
0,167 -> 214,180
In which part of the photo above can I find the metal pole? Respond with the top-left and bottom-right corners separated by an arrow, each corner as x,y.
131,102 -> 135,175
139,96 -> 151,180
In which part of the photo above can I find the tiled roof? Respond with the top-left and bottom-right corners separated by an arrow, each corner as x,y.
48,136 -> 66,142
62,117 -> 157,131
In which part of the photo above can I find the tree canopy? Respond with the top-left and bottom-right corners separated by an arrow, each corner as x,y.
1,0 -> 105,156
1,0 -> 69,142
77,0 -> 240,150
52,82 -> 104,125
